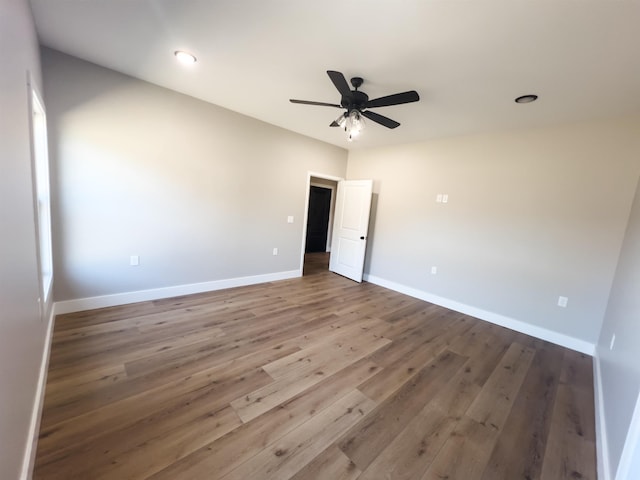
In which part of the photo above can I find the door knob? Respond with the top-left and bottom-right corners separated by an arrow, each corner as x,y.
360,236 -> 365,240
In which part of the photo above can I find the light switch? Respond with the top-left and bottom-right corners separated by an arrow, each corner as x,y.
130,255 -> 140,266
287,216 -> 294,224
436,194 -> 443,203
557,296 -> 568,307
442,194 -> 449,203
273,248 -> 278,256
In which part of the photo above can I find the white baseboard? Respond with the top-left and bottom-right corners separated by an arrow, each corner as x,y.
363,274 -> 595,355
54,270 -> 301,315
594,353 -> 612,480
20,303 -> 56,480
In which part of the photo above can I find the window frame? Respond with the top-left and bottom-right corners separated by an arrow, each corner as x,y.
28,76 -> 53,311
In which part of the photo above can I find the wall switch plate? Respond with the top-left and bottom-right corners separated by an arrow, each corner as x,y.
431,266 -> 437,275
436,194 -> 443,203
557,296 -> 568,307
442,194 -> 449,203
610,334 -> 616,350
130,255 -> 140,266
287,216 -> 294,224
272,248 -> 278,256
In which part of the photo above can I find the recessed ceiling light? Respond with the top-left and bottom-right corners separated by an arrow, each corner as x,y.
515,94 -> 538,104
174,50 -> 197,65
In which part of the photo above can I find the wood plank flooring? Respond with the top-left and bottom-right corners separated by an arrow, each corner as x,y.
34,254 -> 596,479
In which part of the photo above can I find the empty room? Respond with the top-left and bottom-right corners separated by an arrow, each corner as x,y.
2,1 -> 640,479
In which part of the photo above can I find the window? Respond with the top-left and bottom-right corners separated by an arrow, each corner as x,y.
30,84 -> 53,306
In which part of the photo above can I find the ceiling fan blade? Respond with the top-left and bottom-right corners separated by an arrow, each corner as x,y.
365,90 -> 420,109
290,99 -> 341,108
361,110 -> 400,129
327,71 -> 351,97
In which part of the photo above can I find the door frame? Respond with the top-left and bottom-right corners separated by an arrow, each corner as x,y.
298,171 -> 343,276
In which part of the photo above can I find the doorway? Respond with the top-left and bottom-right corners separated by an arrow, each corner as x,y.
302,175 -> 338,276
306,186 -> 332,253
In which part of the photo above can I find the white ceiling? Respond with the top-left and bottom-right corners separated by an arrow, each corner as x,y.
30,0 -> 640,150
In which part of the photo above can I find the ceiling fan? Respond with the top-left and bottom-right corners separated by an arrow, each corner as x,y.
290,70 -> 420,141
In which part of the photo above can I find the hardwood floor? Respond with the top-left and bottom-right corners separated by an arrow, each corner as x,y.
34,267 -> 596,479
303,251 -> 330,276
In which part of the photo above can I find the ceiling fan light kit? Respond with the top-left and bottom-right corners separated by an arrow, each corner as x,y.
345,110 -> 365,141
290,70 -> 420,141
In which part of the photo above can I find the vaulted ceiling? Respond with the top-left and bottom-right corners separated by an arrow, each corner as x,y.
30,0 -> 640,149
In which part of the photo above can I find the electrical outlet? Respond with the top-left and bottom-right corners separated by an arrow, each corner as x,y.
272,248 -> 278,256
557,296 -> 568,308
610,334 -> 616,350
130,255 -> 140,266
430,266 -> 437,275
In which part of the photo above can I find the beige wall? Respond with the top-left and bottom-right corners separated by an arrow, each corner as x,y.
347,117 -> 640,345
42,49 -> 347,301
0,0 -> 51,477
597,176 -> 640,479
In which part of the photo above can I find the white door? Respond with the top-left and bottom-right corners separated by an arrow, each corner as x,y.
329,179 -> 373,282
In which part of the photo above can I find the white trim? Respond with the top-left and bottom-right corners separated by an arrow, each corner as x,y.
54,270 -> 300,315
616,389 -> 640,480
594,353 -> 612,480
307,171 -> 343,183
20,303 -> 56,480
363,274 -> 596,355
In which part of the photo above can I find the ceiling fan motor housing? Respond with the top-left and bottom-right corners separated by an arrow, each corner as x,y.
342,90 -> 369,111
